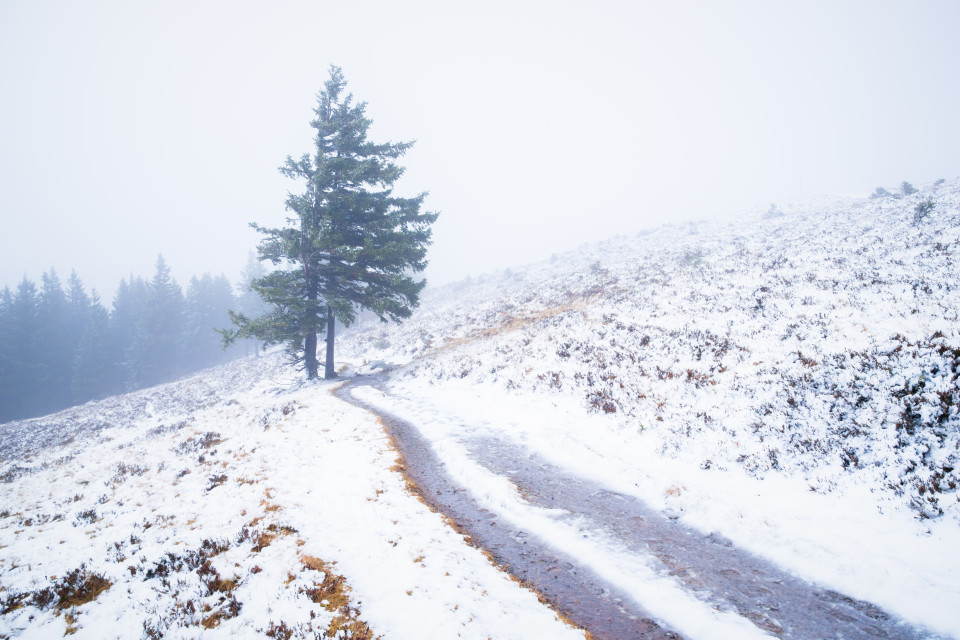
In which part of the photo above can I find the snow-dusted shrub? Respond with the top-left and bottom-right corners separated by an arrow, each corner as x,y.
342,178 -> 960,521
0,565 -> 112,614
888,334 -> 960,518
680,248 -> 703,267
914,199 -> 936,224
764,203 -> 784,219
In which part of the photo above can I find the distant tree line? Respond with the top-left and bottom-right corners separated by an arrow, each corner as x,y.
0,254 -> 264,423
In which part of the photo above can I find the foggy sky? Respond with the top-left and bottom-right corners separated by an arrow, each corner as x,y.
2,0 -> 958,299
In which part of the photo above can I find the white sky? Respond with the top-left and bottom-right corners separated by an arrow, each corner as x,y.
1,0 -> 958,299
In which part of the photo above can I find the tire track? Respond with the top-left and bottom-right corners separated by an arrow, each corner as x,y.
335,375 -> 942,640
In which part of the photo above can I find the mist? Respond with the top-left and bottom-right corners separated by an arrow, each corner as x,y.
1,0 -> 959,297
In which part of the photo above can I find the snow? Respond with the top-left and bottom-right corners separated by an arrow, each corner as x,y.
0,355 -> 583,639
353,380 -> 960,637
337,179 -> 960,637
352,384 -> 774,640
3,178 -> 959,638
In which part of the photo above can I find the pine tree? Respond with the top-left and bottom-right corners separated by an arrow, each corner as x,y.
1,279 -> 43,421
72,292 -> 116,402
65,270 -> 92,350
118,257 -> 184,389
223,66 -> 438,379
0,287 -> 15,422
110,277 -> 138,391
183,273 -> 236,370
37,270 -> 73,412
127,255 -> 184,388
112,276 -> 147,390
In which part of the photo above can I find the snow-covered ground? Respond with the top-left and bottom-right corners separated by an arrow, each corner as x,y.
0,356 -> 583,639
339,178 -> 960,637
2,178 -> 958,639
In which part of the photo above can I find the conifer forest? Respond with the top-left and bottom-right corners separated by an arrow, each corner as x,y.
0,255 -> 260,423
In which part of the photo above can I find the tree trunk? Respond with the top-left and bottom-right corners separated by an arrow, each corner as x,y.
304,332 -> 318,379
324,304 -> 336,379
304,264 -> 319,379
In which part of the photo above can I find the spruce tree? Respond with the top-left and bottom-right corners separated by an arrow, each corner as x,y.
38,269 -> 72,412
183,273 -> 236,370
66,270 -> 92,351
110,277 -> 138,392
122,258 -> 183,389
223,66 -> 438,378
2,279 -> 42,420
138,256 -> 184,387
0,287 -> 15,422
72,293 -> 116,402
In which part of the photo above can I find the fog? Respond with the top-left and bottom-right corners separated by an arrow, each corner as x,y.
1,0 -> 958,298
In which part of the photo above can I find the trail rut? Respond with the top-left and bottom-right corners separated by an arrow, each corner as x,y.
335,374 -> 942,640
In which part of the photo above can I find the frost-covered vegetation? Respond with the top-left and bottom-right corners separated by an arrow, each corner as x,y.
0,354 -> 583,639
3,179 -> 959,639
342,179 -> 960,522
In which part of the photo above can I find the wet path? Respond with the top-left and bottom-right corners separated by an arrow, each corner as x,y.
335,376 -> 941,640
335,376 -> 682,639
469,437 -> 933,640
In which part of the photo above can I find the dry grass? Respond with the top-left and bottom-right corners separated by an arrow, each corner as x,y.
299,554 -> 326,573
63,612 -> 78,635
298,552 -> 380,639
251,532 -> 276,552
301,562 -> 350,611
326,614 -> 377,640
423,301 -> 590,359
1,566 -> 114,616
52,567 -> 112,609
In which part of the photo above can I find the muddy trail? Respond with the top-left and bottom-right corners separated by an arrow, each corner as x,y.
335,375 -> 940,640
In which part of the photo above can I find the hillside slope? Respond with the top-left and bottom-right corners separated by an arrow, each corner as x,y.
0,356 -> 584,639
3,179 -> 958,638
343,179 -> 960,523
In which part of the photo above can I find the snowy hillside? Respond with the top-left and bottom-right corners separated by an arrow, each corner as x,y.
0,356 -> 584,638
2,178 -> 959,639
343,179 -> 960,524
335,179 -> 960,634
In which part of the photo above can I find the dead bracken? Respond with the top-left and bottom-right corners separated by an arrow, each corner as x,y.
1,565 -> 113,613
299,554 -> 379,639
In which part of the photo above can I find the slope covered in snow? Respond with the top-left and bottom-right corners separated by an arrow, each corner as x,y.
344,179 -> 960,523
0,355 -> 584,639
2,178 -> 958,639
338,179 -> 960,635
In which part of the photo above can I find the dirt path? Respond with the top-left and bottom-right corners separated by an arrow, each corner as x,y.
335,375 -> 941,640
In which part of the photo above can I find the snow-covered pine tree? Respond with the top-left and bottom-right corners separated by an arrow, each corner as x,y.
222,66 -> 438,379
